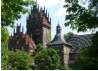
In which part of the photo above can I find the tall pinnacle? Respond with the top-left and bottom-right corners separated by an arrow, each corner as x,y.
56,22 -> 61,34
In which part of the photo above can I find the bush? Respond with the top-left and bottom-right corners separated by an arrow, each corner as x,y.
33,44 -> 60,70
8,50 -> 32,70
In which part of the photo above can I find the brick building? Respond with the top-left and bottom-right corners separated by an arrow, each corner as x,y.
27,5 -> 51,48
8,25 -> 36,54
8,4 -> 92,67
47,24 -> 92,66
8,4 -> 51,54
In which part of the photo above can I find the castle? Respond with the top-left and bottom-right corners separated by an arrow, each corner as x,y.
8,4 -> 92,67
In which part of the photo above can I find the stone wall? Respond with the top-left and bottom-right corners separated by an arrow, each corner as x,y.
63,46 -> 70,65
43,26 -> 51,48
48,44 -> 71,66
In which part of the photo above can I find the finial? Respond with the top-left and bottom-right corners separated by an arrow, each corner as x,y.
13,28 -> 15,34
57,21 -> 60,28
44,6 -> 45,11
38,4 -> 39,11
22,26 -> 24,33
50,18 -> 51,24
40,7 -> 42,11
17,23 -> 18,27
20,23 -> 21,27
46,9 -> 47,17
56,21 -> 61,34
48,13 -> 49,18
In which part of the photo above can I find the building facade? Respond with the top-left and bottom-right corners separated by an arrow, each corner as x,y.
8,4 -> 92,66
47,24 -> 72,66
8,5 -> 51,54
47,24 -> 92,66
27,5 -> 51,48
8,25 -> 36,54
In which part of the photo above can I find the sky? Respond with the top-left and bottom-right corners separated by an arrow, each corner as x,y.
8,0 -> 93,39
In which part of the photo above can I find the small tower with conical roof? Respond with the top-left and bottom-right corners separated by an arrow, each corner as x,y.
47,24 -> 72,66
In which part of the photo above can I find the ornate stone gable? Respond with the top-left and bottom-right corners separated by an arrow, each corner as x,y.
27,4 -> 51,47
8,25 -> 36,54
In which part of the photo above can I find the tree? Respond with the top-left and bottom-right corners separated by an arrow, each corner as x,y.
33,44 -> 60,70
64,0 -> 98,69
1,0 -> 36,27
64,32 -> 77,38
72,32 -> 98,70
64,0 -> 98,32
1,28 -> 9,70
8,50 -> 32,70
1,0 -> 36,69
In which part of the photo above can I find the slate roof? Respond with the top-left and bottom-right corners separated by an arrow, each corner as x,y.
47,24 -> 71,46
65,34 -> 93,53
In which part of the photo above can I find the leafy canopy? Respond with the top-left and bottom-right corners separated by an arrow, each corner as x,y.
64,0 -> 98,32
1,28 -> 9,70
8,50 -> 32,70
33,44 -> 60,70
64,0 -> 98,70
1,0 -> 35,70
64,32 -> 77,38
1,0 -> 36,27
73,32 -> 98,70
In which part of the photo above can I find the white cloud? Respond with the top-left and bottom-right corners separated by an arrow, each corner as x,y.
54,8 -> 67,17
36,0 -> 59,7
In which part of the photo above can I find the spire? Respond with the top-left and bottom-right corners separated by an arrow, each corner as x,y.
56,22 -> 61,34
13,29 -> 15,34
46,9 -> 47,17
43,6 -> 45,13
44,6 -> 45,11
22,27 -> 23,33
16,24 -> 20,33
48,13 -> 49,19
40,7 -> 42,11
20,23 -> 21,28
17,23 -> 18,26
33,1 -> 37,10
50,18 -> 51,24
38,4 -> 39,11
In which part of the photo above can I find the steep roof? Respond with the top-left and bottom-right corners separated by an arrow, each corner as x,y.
65,34 -> 93,53
42,15 -> 51,27
47,24 -> 71,46
8,25 -> 36,54
27,5 -> 51,28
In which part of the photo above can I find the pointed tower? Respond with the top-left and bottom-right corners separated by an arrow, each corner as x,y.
26,4 -> 51,48
47,24 -> 72,66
